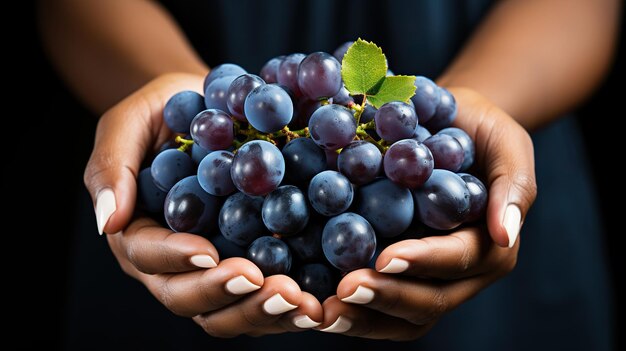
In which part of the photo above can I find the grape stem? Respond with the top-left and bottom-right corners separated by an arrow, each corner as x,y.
351,95 -> 368,124
175,135 -> 194,152
356,130 -> 387,154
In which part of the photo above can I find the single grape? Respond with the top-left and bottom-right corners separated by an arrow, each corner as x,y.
136,168 -> 166,213
410,76 -> 441,124
374,101 -> 418,142
226,74 -> 265,122
190,109 -> 234,150
308,104 -> 356,150
331,85 -> 354,107
354,178 -> 414,238
163,91 -> 205,134
219,192 -> 266,246
297,52 -> 342,100
164,176 -> 221,234
151,149 -> 194,192
337,140 -> 382,185
360,103 -> 377,123
458,173 -> 488,222
262,185 -> 309,236
191,143 -> 211,165
308,170 -> 354,217
277,53 -> 306,97
203,63 -> 246,92
197,150 -> 236,196
247,236 -> 292,276
322,212 -> 376,272
413,169 -> 470,230
425,87 -> 457,132
209,233 -> 246,259
259,56 -> 285,83
295,263 -> 336,302
333,41 -> 353,62
231,140 -> 285,196
282,137 -> 327,185
384,139 -> 434,188
244,84 -> 293,133
290,98 -> 321,129
423,134 -> 465,172
284,216 -> 325,262
438,127 -> 475,171
411,124 -> 432,142
204,75 -> 237,112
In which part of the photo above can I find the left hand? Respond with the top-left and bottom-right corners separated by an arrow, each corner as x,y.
317,87 -> 537,340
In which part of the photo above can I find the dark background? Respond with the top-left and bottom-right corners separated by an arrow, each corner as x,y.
12,1 -> 623,349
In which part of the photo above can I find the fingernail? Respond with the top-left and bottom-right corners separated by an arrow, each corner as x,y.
263,293 -> 297,315
225,275 -> 260,295
503,204 -> 522,248
320,316 -> 352,333
341,285 -> 375,304
190,255 -> 217,268
292,315 -> 321,329
379,258 -> 410,274
95,188 -> 116,235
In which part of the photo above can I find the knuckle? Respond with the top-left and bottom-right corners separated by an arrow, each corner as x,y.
409,287 -> 449,325
155,277 -> 183,316
511,171 -> 538,205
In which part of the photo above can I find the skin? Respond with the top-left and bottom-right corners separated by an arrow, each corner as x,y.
39,0 -> 620,340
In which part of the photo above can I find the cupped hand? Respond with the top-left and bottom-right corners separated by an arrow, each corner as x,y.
319,87 -> 537,340
84,73 -> 322,337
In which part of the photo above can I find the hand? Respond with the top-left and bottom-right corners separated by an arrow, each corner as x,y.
84,73 -> 322,337
318,87 -> 537,340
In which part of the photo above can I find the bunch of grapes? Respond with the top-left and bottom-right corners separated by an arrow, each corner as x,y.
137,41 -> 488,302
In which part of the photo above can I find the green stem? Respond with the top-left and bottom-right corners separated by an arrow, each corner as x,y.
175,135 -> 194,152
353,95 -> 368,124
356,130 -> 386,154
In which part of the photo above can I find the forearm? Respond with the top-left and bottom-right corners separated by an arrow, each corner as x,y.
438,0 -> 620,130
39,0 -> 208,114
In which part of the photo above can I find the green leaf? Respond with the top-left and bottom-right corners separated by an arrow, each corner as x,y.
341,38 -> 387,95
367,75 -> 417,109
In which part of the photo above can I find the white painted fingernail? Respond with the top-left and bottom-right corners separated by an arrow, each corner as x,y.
503,204 -> 522,248
95,188 -> 116,235
225,275 -> 260,295
320,316 -> 352,333
341,285 -> 375,304
379,258 -> 410,274
190,255 -> 217,268
292,315 -> 321,329
263,293 -> 297,315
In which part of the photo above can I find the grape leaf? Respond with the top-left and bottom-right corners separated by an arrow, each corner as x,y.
341,39 -> 387,95
367,75 -> 417,109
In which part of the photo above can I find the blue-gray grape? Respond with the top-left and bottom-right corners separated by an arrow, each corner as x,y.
244,84 -> 293,133
410,76 -> 441,124
384,139 -> 433,188
164,176 -> 220,234
337,140 -> 382,185
151,149 -> 194,192
226,74 -> 265,122
374,101 -> 418,143
203,63 -> 246,92
295,263 -> 336,302
458,173 -> 488,222
197,150 -> 236,196
413,169 -> 470,230
137,168 -> 166,213
219,192 -> 266,246
247,236 -> 292,276
438,127 -> 475,171
204,75 -> 237,112
423,134 -> 465,172
308,104 -> 356,150
308,170 -> 353,217
297,52 -> 342,100
322,212 -> 376,271
262,185 -> 309,236
354,178 -> 414,238
282,137 -> 327,185
163,91 -> 205,134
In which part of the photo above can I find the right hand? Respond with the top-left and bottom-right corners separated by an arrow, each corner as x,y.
84,73 -> 323,337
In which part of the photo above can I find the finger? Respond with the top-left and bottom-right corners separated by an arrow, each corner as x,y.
246,291 -> 325,335
192,275 -> 303,338
376,226 -> 511,279
132,257 -> 264,317
450,88 -> 537,247
107,217 -> 219,274
317,296 -> 434,341
336,268 -> 497,326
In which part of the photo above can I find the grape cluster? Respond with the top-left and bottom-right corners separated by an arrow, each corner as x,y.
137,41 -> 488,302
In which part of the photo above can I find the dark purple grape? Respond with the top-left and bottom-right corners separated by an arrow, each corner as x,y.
308,170 -> 354,216
333,41 -> 353,62
384,139 -> 434,188
337,140 -> 382,185
247,236 -> 292,276
204,76 -> 237,112
262,185 -> 309,236
290,98 -> 321,129
438,127 -> 475,171
231,140 -> 285,196
354,178 -> 414,238
163,91 -> 205,134
197,150 -> 236,196
308,104 -> 357,150
360,103 -> 377,123
374,101 -> 418,142
413,169 -> 470,230
284,216 -> 326,262
203,63 -> 246,92
226,74 -> 265,122
210,233 -> 246,259
219,192 -> 266,246
295,263 -> 336,302
151,149 -> 194,192
244,84 -> 293,133
410,76 -> 441,124
325,149 -> 339,171
425,87 -> 457,132
331,85 -> 354,106
458,173 -> 488,222
411,124 -> 432,142
260,56 -> 285,83
297,52 -> 342,100
423,134 -> 465,172
277,53 -> 306,97
282,137 -> 326,185
322,212 -> 376,272
190,109 -> 234,151
164,176 -> 221,234
137,168 -> 166,213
